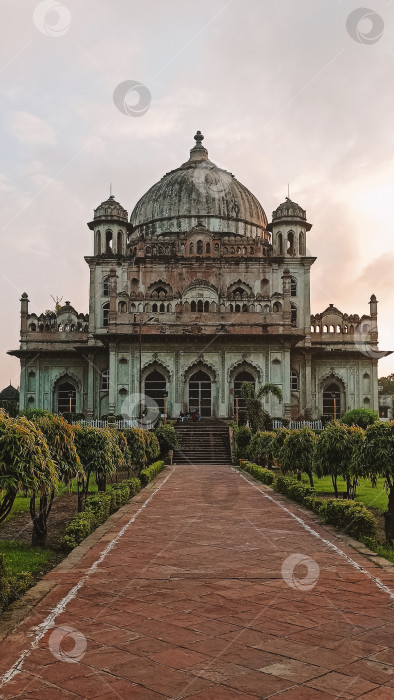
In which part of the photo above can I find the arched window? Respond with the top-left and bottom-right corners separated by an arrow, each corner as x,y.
191,301 -> 197,312
291,303 -> 297,326
287,231 -> 294,255
206,242 -> 211,254
102,276 -> 109,297
197,240 -> 203,254
273,301 -> 282,312
159,303 -> 165,313
323,325 -> 328,333
96,230 -> 101,255
145,370 -> 166,415
242,304 -> 248,312
102,302 -> 109,327
180,243 -> 185,254
235,304 -> 241,313
150,286 -> 167,298
363,323 -> 370,333
299,231 -> 305,255
189,243 -> 194,254
101,369 -> 109,390
261,278 -> 269,295
311,325 -> 315,333
117,231 -> 123,254
28,371 -> 36,392
323,382 -> 341,420
290,370 -> 299,391
233,370 -> 255,419
277,232 -> 283,255
105,230 -> 113,254
214,243 -> 219,253
29,323 -> 37,331
204,301 -> 210,312
57,381 -> 76,414
290,277 -> 297,296
329,325 -> 335,333
152,303 -> 158,312
197,300 -> 203,312
118,301 -> 127,313
167,303 -> 172,312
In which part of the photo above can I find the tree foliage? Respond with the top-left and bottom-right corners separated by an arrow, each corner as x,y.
315,421 -> 364,498
241,382 -> 282,434
280,428 -> 317,487
340,408 -> 378,429
358,421 -> 394,543
247,431 -> 276,467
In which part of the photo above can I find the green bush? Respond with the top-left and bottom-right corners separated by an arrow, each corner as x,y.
64,477 -> 142,548
319,498 -> 377,540
247,431 -> 276,466
154,424 -> 179,457
340,408 -> 378,429
240,461 -> 275,485
0,554 -> 32,612
139,460 -> 165,486
233,425 -> 252,461
274,476 -> 315,503
123,428 -> 148,470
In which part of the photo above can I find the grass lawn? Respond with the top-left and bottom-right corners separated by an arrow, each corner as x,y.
0,540 -> 55,576
302,475 -> 388,513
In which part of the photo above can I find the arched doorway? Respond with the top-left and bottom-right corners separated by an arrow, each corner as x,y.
323,382 -> 341,420
56,381 -> 76,414
233,370 -> 255,422
144,370 -> 166,415
189,370 -> 211,416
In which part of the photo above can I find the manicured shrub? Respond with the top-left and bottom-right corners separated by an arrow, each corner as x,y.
240,461 -> 275,485
272,428 -> 291,465
319,499 -> 377,540
279,427 -> 317,487
123,428 -> 147,471
233,425 -> 252,461
143,431 -> 160,464
315,421 -> 365,499
247,431 -> 276,467
63,510 -> 97,549
139,460 -> 165,486
340,408 -> 378,429
274,476 -> 315,503
154,424 -> 179,457
357,421 -> 394,543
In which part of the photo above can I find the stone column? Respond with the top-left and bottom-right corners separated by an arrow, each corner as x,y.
108,342 -> 117,416
109,268 -> 117,327
283,345 -> 291,418
304,353 -> 312,419
87,354 -> 95,419
19,358 -> 26,411
282,267 -> 291,326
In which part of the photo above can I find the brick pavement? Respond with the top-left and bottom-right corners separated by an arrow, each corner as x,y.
0,464 -> 393,699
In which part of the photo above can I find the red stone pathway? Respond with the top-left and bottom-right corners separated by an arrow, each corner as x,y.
0,464 -> 394,699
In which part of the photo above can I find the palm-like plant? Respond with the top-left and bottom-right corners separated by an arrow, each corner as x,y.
241,382 -> 283,433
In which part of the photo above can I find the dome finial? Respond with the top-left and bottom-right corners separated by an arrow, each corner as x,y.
194,130 -> 204,145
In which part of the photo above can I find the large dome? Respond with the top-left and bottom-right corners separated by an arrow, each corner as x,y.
130,132 -> 267,238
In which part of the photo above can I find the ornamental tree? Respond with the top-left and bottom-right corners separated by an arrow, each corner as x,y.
315,420 -> 364,498
241,382 -> 283,434
271,428 -> 291,467
31,415 -> 83,545
280,427 -> 317,487
340,408 -> 378,430
123,428 -> 147,472
0,411 -> 57,524
358,421 -> 394,543
247,431 -> 276,467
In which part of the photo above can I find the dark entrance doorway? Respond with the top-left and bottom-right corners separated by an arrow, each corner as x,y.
145,370 -> 166,414
233,370 -> 255,422
188,370 -> 211,416
57,381 -> 76,414
323,382 -> 341,420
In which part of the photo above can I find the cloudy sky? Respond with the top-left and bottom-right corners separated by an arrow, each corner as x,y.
1,0 -> 393,389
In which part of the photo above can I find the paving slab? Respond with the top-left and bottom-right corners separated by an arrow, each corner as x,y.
0,463 -> 393,699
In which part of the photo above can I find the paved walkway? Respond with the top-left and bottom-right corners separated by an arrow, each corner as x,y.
0,464 -> 394,699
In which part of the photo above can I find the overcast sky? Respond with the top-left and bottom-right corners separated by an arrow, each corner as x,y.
1,0 -> 394,389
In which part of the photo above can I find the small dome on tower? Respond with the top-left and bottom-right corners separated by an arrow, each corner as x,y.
272,197 -> 306,222
93,194 -> 128,224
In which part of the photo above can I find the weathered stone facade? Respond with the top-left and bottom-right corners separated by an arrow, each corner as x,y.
10,132 -> 389,421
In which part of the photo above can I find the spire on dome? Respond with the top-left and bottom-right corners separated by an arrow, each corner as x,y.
189,130 -> 208,162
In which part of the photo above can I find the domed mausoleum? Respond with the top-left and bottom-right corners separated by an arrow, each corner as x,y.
10,132 -> 389,422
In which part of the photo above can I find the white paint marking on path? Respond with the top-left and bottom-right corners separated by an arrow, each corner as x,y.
235,468 -> 394,601
0,469 -> 173,690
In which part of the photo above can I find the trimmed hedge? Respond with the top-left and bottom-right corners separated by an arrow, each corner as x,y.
273,475 -> 377,540
64,477 -> 141,549
240,461 -> 275,485
139,460 -> 165,486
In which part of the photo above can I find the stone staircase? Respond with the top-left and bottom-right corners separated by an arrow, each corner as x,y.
173,419 -> 232,464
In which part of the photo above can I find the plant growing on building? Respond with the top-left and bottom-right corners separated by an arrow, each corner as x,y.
241,382 -> 283,434
280,427 -> 317,487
